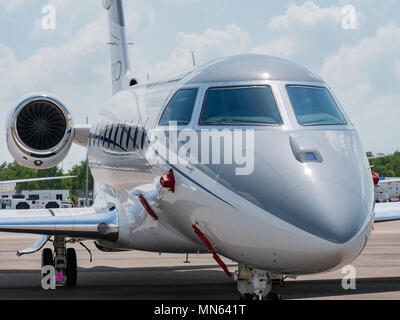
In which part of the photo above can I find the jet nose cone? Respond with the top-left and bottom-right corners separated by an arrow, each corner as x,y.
280,181 -> 369,243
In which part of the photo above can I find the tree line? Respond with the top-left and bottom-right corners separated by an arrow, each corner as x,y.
367,151 -> 400,177
0,161 -> 93,201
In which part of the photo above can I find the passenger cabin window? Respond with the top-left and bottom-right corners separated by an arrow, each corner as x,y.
127,126 -> 137,151
159,89 -> 198,126
98,123 -> 147,153
286,85 -> 347,126
199,86 -> 282,125
113,126 -> 120,150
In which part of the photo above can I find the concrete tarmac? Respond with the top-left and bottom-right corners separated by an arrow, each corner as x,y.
0,220 -> 399,300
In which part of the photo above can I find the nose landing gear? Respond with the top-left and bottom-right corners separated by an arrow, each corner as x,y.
235,264 -> 281,300
41,236 -> 78,287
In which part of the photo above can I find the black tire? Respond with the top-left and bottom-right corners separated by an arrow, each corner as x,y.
66,248 -> 77,287
45,202 -> 60,209
41,248 -> 53,267
265,292 -> 281,300
16,202 -> 30,210
239,294 -> 255,301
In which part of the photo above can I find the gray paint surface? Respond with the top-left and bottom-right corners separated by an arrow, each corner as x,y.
184,54 -> 324,84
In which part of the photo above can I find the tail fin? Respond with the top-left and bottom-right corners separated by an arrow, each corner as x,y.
103,0 -> 136,94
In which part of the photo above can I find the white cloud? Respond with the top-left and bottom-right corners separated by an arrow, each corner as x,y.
268,1 -> 343,31
30,0 -> 101,39
0,0 -> 29,12
338,0 -> 395,14
321,24 -> 400,153
396,59 -> 400,81
0,18 -> 108,99
154,24 -> 250,77
0,44 -> 17,72
254,1 -> 366,69
0,0 -> 151,101
321,24 -> 400,93
160,0 -> 201,5
253,37 -> 295,58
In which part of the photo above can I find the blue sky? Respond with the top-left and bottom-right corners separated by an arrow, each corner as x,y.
0,0 -> 399,169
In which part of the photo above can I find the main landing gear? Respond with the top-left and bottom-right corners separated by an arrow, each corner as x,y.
235,264 -> 281,300
41,236 -> 77,287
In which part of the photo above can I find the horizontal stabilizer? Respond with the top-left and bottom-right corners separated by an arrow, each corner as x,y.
375,202 -> 400,222
0,206 -> 118,241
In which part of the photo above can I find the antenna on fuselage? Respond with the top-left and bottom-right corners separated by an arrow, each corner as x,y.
191,51 -> 196,67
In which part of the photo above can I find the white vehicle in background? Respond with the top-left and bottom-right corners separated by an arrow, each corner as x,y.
376,191 -> 390,203
0,198 -> 72,210
0,176 -> 75,210
376,178 -> 400,202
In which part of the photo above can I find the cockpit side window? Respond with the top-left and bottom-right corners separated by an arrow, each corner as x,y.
286,85 -> 347,126
159,89 -> 198,126
199,86 -> 282,126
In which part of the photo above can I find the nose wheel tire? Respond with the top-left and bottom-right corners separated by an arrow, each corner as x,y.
65,248 -> 77,287
41,248 -> 54,267
239,294 -> 254,301
239,292 -> 281,301
265,292 -> 281,300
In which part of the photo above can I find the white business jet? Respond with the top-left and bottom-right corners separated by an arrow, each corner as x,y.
0,0 -> 398,300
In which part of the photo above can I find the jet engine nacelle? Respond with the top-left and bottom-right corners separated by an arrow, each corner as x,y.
6,93 -> 74,169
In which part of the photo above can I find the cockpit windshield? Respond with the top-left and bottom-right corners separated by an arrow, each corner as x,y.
286,85 -> 347,126
199,86 -> 282,126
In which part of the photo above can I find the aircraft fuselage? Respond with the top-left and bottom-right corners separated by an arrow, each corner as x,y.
88,54 -> 375,275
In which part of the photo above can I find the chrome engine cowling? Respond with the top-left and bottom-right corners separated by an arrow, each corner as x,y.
6,93 -> 73,169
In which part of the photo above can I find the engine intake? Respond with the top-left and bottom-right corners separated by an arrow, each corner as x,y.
16,99 -> 67,150
7,94 -> 74,169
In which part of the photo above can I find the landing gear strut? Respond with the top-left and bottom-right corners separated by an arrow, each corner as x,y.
40,237 -> 78,287
235,264 -> 281,300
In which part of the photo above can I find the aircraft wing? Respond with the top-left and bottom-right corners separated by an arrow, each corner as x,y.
0,176 -> 76,185
378,178 -> 400,183
375,202 -> 400,222
0,206 -> 118,241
